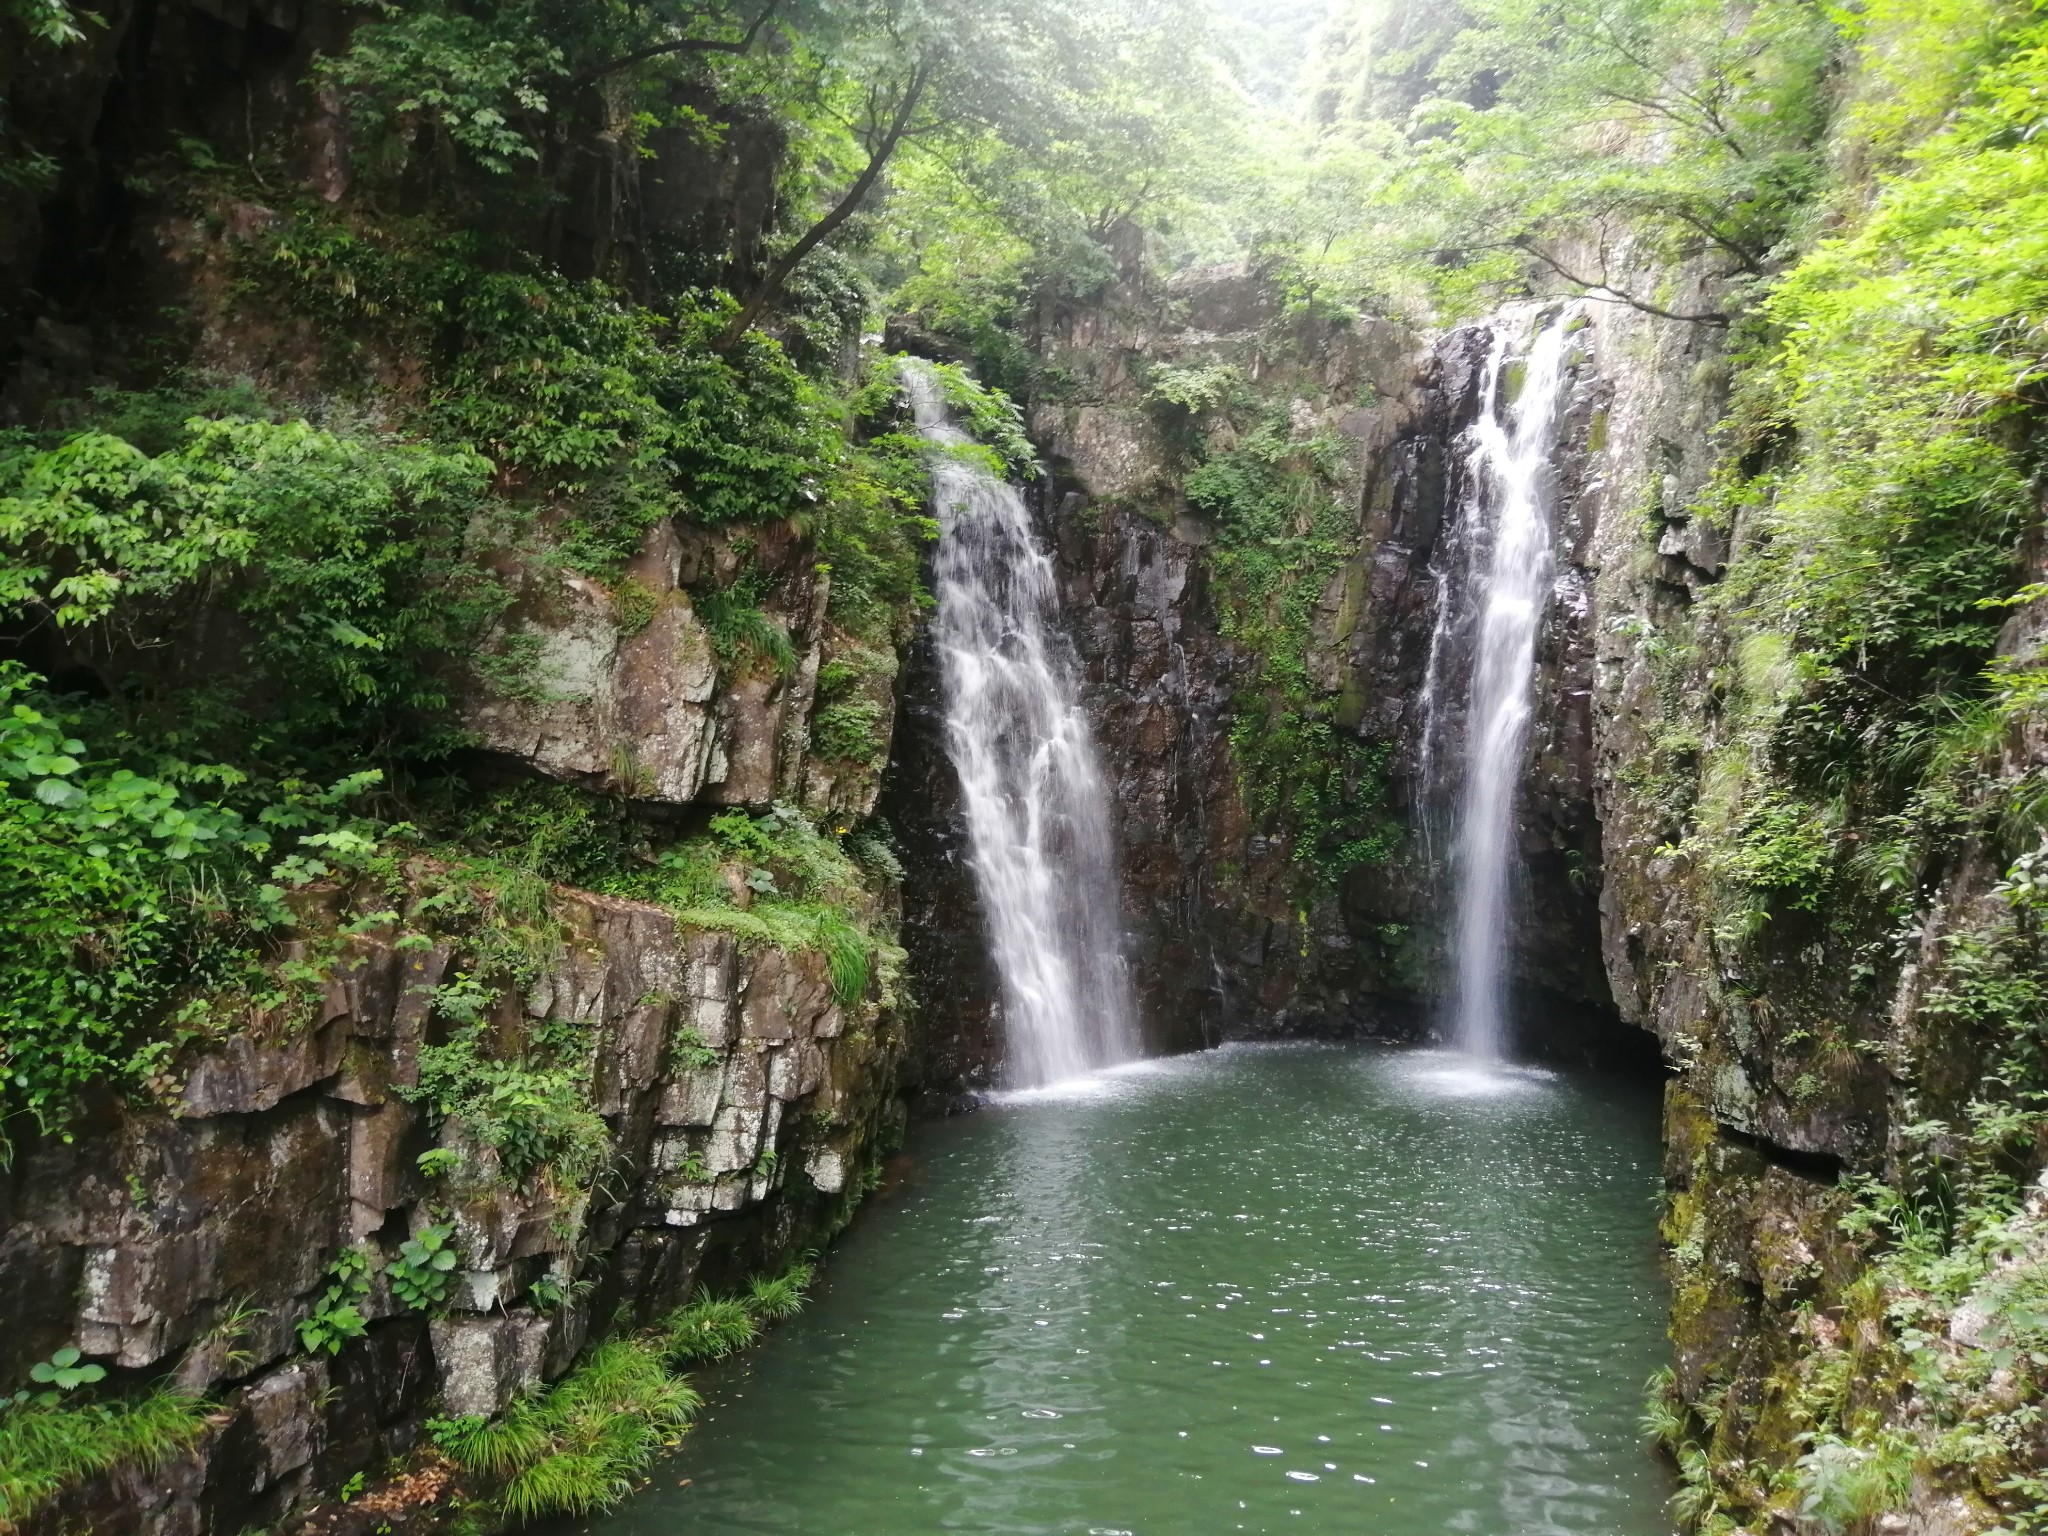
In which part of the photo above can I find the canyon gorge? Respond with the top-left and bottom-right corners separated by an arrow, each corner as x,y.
3,0 -> 2047,1533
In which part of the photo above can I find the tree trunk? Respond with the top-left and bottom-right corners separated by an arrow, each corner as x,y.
714,63 -> 932,353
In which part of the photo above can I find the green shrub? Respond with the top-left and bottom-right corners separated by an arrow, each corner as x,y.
0,410 -> 498,754
404,1023 -> 610,1194
297,1247 -> 374,1356
1794,1433 -> 1915,1534
260,213 -> 848,521
0,668 -> 386,1143
389,1223 -> 463,1312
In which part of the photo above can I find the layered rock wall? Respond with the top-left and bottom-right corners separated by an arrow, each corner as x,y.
2,881 -> 903,1536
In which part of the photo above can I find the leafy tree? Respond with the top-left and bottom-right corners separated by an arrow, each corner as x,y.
1267,0 -> 1837,320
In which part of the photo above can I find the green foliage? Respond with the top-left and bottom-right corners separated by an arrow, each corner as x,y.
417,779 -> 638,894
432,1338 -> 699,1521
6,0 -> 93,44
417,1147 -> 463,1180
658,1296 -> 759,1365
0,410 -> 498,751
1145,360 -> 1248,415
389,1223 -> 462,1312
297,1247 -> 374,1356
670,1028 -> 719,1073
811,696 -> 889,768
1263,0 -> 1836,318
0,1391 -> 210,1528
694,583 -> 798,679
313,7 -> 565,177
1706,789 -> 1840,916
917,362 -> 1037,480
656,1260 -> 818,1366
1794,1433 -> 1916,1534
261,215 -> 847,516
1183,412 -> 1398,882
602,802 -> 882,1006
1674,3 -> 2048,902
810,647 -> 898,769
24,1349 -> 103,1398
404,1022 -> 610,1195
746,1261 -> 816,1323
0,667 -> 388,1142
611,577 -> 658,637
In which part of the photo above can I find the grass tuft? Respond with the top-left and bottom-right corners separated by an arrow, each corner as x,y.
0,1392 -> 211,1528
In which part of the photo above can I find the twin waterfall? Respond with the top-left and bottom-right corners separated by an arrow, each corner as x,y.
1443,311 -> 1580,1060
909,308 -> 1576,1083
907,368 -> 1139,1088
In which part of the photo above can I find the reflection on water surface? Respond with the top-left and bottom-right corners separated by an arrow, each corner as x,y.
580,1043 -> 1672,1536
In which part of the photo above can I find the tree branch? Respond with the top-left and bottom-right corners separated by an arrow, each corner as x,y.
571,0 -> 784,89
1516,240 -> 1729,325
715,60 -> 934,352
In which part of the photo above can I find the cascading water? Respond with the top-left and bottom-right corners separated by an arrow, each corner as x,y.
1445,311 -> 1580,1060
905,366 -> 1139,1087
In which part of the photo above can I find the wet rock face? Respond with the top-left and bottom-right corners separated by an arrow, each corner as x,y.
983,268 -> 1621,1054
880,621 -> 1005,1103
0,889 -> 906,1536
1048,503 -> 1241,1056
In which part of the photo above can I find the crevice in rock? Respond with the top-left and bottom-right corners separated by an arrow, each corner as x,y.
1715,1124 -> 1846,1185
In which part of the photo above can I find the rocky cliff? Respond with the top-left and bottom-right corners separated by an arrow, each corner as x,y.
925,235 -> 2047,1525
2,883 -> 901,1535
0,4 -> 929,1530
967,264 -> 1625,1059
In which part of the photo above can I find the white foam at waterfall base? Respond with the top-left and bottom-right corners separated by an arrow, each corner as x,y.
1449,310 -> 1581,1061
905,364 -> 1140,1089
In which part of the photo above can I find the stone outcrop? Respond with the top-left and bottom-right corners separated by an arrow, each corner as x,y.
1,884 -> 905,1536
460,518 -> 881,818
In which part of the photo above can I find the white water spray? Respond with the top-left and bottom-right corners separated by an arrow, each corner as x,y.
1450,312 -> 1579,1059
906,367 -> 1139,1087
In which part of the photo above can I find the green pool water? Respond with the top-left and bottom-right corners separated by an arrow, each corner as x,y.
590,1043 -> 1673,1536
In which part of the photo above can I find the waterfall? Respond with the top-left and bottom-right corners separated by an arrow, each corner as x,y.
1447,311 -> 1580,1059
905,366 -> 1139,1087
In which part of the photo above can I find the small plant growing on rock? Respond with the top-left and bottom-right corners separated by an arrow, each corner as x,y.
0,1388 -> 211,1526
746,1262 -> 815,1322
673,1149 -> 710,1183
390,1224 -> 461,1311
670,1027 -> 720,1072
298,1247 -> 374,1356
527,1273 -> 590,1313
25,1349 -> 104,1400
1793,1432 -> 1915,1534
416,1148 -> 461,1179
429,1339 -> 699,1520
